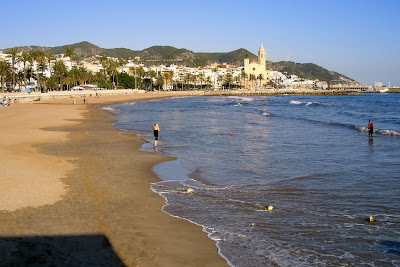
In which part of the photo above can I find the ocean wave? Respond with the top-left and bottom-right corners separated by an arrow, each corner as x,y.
289,100 -> 330,107
228,96 -> 254,102
354,125 -> 400,135
354,125 -> 369,132
375,129 -> 400,136
101,106 -> 119,113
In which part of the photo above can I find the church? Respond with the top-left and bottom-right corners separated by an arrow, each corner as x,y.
244,43 -> 271,88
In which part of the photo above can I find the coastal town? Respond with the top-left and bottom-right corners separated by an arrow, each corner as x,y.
0,43 -> 376,97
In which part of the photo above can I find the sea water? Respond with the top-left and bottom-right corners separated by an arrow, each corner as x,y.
106,93 -> 400,266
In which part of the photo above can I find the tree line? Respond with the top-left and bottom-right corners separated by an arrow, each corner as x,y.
1,47 -> 270,93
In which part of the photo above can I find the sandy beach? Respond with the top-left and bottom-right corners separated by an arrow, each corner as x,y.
0,92 -> 227,266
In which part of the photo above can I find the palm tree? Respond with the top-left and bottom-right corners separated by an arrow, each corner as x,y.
234,75 -> 241,88
117,58 -> 126,88
80,68 -> 90,85
64,47 -> 75,57
63,75 -> 72,90
184,73 -> 191,90
107,59 -> 119,89
225,72 -> 233,89
34,50 -> 45,92
241,70 -> 247,89
100,55 -> 108,79
45,52 -> 54,76
85,69 -> 94,84
28,50 -> 36,84
18,51 -> 30,88
69,66 -> 79,87
53,60 -> 67,90
155,75 -> 164,91
0,61 -> 11,93
7,47 -> 19,91
37,59 -> 48,92
206,76 -> 212,89
15,71 -> 24,90
148,70 -> 157,90
249,74 -> 256,89
217,74 -> 225,90
64,47 -> 76,71
46,75 -> 58,91
162,72 -> 170,90
199,72 -> 205,90
169,70 -> 174,90
192,74 -> 198,90
26,66 -> 34,85
257,74 -> 264,88
137,67 -> 145,89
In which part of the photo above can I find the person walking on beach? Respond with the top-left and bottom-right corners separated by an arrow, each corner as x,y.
153,123 -> 160,147
368,120 -> 374,136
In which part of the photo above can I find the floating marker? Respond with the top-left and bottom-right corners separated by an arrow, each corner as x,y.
267,205 -> 274,211
186,188 -> 194,193
229,132 -> 233,136
369,216 -> 375,222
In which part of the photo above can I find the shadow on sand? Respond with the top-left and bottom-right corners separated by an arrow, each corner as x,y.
0,234 -> 126,266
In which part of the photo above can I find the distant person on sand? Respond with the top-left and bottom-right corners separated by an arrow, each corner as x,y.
153,123 -> 160,147
83,98 -> 86,104
368,120 -> 374,136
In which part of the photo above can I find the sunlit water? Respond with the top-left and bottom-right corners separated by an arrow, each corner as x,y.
104,93 -> 400,266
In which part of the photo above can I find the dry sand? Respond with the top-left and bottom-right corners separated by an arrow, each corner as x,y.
0,92 -> 227,266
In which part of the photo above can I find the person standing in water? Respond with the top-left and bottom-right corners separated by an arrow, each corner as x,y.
153,123 -> 160,146
368,120 -> 374,136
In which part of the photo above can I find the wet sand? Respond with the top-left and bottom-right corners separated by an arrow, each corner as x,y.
0,92 -> 227,266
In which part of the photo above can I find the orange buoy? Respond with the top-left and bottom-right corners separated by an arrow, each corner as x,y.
229,132 -> 233,136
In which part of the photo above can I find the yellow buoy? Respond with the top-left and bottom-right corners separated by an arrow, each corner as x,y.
186,188 -> 194,193
369,216 -> 375,222
267,205 -> 274,211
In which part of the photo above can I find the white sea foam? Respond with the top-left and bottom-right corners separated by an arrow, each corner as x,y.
356,125 -> 400,135
101,106 -> 118,112
229,96 -> 254,102
262,112 -> 272,116
289,100 -> 328,107
376,128 -> 400,136
150,181 -> 235,267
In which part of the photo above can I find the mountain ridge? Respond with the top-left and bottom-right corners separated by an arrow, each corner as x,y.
2,41 -> 354,82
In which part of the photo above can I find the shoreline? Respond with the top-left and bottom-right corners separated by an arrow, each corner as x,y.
1,88 -> 360,104
0,92 -> 227,266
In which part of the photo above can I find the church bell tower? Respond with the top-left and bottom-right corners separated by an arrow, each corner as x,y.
258,43 -> 266,67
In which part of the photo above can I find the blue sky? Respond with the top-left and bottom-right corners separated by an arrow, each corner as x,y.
2,0 -> 399,86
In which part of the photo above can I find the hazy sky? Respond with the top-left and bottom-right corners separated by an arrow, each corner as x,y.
2,0 -> 399,86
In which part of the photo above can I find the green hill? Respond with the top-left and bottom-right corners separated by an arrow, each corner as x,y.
3,41 -> 353,82
266,61 -> 353,82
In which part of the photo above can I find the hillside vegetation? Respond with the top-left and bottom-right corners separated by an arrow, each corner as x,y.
3,41 -> 353,82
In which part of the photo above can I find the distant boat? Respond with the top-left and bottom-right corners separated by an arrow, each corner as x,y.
379,88 -> 389,93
